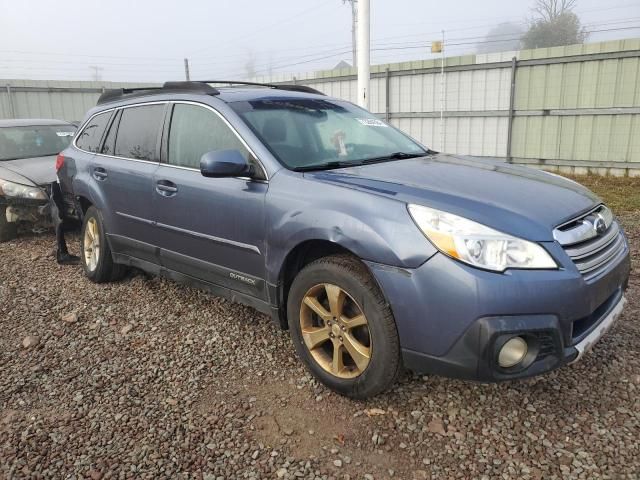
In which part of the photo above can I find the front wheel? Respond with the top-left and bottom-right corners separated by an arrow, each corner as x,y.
81,206 -> 126,283
287,254 -> 401,399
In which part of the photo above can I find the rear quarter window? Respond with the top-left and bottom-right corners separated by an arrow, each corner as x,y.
75,112 -> 111,152
101,110 -> 121,156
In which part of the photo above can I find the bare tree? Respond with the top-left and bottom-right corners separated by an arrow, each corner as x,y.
476,22 -> 525,54
522,0 -> 587,49
532,0 -> 577,21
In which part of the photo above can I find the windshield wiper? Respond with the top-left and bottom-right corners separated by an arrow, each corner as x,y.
293,161 -> 356,172
293,152 -> 428,172
360,151 -> 426,164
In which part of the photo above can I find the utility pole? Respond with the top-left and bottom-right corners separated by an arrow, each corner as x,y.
89,65 -> 103,81
430,34 -> 446,151
343,0 -> 357,68
184,58 -> 191,81
356,0 -> 369,108
440,30 -> 445,152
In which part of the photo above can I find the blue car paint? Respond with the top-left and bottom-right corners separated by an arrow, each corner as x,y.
307,156 -> 601,241
367,239 -> 630,358
60,87 -> 631,381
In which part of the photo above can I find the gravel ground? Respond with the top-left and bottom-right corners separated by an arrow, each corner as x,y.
1,194 -> 639,479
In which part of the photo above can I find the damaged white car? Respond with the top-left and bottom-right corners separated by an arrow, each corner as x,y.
0,119 -> 76,241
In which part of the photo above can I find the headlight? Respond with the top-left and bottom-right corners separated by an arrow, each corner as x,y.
407,204 -> 557,272
0,179 -> 47,200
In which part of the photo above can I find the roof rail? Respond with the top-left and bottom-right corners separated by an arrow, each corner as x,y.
96,80 -> 324,106
97,87 -> 160,105
195,80 -> 325,96
97,82 -> 220,105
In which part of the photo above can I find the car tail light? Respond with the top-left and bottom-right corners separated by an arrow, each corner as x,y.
55,154 -> 65,172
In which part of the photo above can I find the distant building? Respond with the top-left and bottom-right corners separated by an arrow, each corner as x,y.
333,60 -> 352,70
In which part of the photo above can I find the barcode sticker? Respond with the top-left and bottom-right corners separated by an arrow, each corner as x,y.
356,118 -> 387,127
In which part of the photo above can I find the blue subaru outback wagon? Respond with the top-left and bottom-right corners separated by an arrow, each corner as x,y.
58,81 -> 630,398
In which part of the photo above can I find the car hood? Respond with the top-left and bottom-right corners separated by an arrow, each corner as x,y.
0,155 -> 57,187
305,154 -> 601,241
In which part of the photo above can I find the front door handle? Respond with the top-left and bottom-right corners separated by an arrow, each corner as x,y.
93,167 -> 108,181
156,180 -> 178,197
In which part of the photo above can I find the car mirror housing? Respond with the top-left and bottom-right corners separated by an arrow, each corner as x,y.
200,149 -> 253,178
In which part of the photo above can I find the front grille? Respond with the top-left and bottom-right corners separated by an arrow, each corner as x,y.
565,222 -> 626,277
554,205 -> 626,281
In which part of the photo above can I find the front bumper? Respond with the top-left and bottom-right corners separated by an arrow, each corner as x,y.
570,294 -> 626,364
401,292 -> 626,381
366,238 -> 630,382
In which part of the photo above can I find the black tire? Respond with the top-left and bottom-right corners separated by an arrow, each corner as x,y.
0,205 -> 18,243
80,206 -> 126,283
287,254 -> 401,399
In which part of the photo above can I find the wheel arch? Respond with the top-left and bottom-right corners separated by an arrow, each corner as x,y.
76,195 -> 93,218
274,239 -> 386,330
72,176 -> 115,230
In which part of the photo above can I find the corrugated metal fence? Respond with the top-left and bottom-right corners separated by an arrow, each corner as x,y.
2,39 -> 640,175
0,80 -> 156,122
258,38 -> 640,176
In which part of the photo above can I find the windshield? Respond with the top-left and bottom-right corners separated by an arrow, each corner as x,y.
230,98 -> 427,170
0,125 -> 76,161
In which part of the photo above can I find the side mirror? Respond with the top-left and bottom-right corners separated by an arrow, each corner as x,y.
200,149 -> 253,178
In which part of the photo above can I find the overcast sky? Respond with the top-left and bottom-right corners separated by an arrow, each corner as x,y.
1,0 -> 639,82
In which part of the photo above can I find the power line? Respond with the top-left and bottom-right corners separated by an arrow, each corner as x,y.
375,0 -> 640,34
160,16 -> 640,77
6,21 -> 638,80
370,17 -> 640,50
242,24 -> 640,77
8,14 -> 633,73
0,50 -> 181,63
373,14 -> 640,45
2,6 -> 636,70
188,0 -> 334,57
2,12 -> 639,81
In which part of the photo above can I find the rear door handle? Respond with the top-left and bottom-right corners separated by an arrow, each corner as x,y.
156,180 -> 178,197
93,167 -> 108,181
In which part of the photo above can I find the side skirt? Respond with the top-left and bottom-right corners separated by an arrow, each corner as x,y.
113,253 -> 275,318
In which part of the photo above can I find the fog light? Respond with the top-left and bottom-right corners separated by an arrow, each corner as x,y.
498,336 -> 528,368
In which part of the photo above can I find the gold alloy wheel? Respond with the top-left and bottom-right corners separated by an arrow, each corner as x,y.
83,217 -> 100,272
299,283 -> 371,379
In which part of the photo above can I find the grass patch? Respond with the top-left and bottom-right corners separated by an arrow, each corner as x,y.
567,175 -> 640,215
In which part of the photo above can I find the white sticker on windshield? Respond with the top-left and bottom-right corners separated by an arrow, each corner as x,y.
56,131 -> 74,137
356,118 -> 388,127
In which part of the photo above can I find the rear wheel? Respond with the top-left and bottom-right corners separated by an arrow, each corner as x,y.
81,206 -> 126,282
0,206 -> 18,243
287,254 -> 401,399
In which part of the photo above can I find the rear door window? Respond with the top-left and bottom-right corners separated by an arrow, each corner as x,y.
76,112 -> 111,152
167,103 -> 251,170
114,104 -> 165,161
